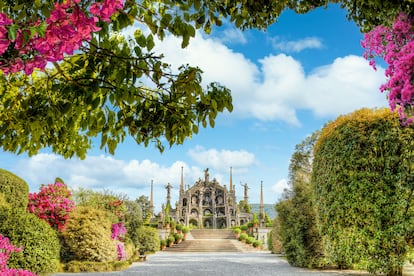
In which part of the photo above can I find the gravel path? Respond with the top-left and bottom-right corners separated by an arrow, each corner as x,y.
53,251 -> 369,276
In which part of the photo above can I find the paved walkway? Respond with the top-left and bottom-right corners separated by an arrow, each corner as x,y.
53,251 -> 370,276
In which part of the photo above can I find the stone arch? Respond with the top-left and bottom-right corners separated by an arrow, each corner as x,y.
191,195 -> 198,204
191,208 -> 198,216
189,218 -> 198,227
203,208 -> 212,216
203,217 -> 213,229
217,217 -> 226,229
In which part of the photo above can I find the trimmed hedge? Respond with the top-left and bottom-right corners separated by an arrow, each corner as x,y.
0,168 -> 28,209
0,192 -> 10,209
61,206 -> 117,262
65,260 -> 130,272
131,226 -> 160,253
0,207 -> 60,274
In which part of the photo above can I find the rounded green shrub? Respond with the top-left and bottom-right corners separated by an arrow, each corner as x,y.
0,208 -> 60,274
239,233 -> 248,241
0,192 -> 10,209
0,168 -> 28,209
253,240 -> 262,248
131,226 -> 160,253
246,237 -> 254,245
61,206 -> 117,262
181,226 -> 189,234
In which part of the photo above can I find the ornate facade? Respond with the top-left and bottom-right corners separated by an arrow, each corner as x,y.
161,167 -> 253,229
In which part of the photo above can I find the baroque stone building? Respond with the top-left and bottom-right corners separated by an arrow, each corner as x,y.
159,167 -> 253,229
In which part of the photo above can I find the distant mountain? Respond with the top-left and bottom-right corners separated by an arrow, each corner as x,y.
250,203 -> 277,219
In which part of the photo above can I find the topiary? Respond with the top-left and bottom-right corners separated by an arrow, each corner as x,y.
0,208 -> 60,274
0,168 -> 28,209
61,206 -> 117,262
313,108 -> 414,274
131,226 -> 160,253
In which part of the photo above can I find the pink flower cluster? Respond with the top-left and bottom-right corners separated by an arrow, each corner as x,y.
111,222 -> 127,260
0,235 -> 37,275
116,242 -> 127,261
362,13 -> 414,125
27,182 -> 75,232
0,0 -> 123,75
111,222 -> 127,240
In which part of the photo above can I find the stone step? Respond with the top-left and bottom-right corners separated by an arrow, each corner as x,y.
190,229 -> 234,239
165,239 -> 240,253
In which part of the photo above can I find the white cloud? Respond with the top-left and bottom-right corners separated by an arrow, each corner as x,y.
216,28 -> 248,45
13,151 -> 255,212
154,33 -> 387,125
188,145 -> 256,173
272,178 -> 289,195
271,36 -> 323,52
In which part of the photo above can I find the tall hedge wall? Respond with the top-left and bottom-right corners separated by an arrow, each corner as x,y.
312,108 -> 414,275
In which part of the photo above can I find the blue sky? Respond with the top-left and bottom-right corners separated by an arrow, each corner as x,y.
0,4 -> 388,213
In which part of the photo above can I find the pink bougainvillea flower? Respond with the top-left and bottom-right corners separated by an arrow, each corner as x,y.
0,0 -> 123,75
0,235 -> 37,275
0,13 -> 12,26
362,13 -> 414,125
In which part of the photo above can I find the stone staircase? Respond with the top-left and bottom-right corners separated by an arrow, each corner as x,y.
165,229 -> 244,253
190,229 -> 234,239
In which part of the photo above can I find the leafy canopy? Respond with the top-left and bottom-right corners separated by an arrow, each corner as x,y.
0,0 -> 412,159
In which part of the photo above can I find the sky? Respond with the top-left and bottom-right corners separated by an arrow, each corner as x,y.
0,4 -> 388,213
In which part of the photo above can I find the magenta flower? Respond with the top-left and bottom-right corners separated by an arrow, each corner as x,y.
111,222 -> 127,240
0,0 -> 123,74
0,235 -> 37,275
362,13 -> 414,125
27,182 -> 75,232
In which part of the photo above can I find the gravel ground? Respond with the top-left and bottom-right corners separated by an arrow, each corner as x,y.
53,251 -> 370,276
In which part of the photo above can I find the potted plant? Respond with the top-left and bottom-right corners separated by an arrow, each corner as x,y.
247,222 -> 254,232
174,233 -> 183,244
160,239 -> 167,251
252,213 -> 259,228
240,225 -> 248,233
253,240 -> 262,249
233,228 -> 241,239
246,236 -> 255,246
164,204 -> 171,229
182,226 -> 189,239
169,220 -> 176,232
175,224 -> 183,234
238,233 -> 248,243
167,235 -> 175,247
